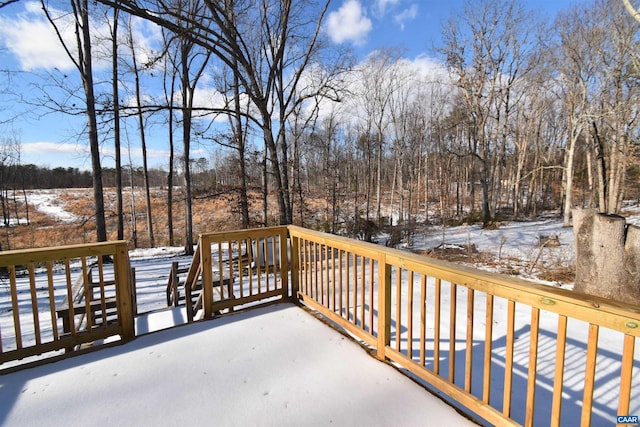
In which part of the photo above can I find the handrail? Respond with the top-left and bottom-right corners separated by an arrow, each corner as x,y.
183,244 -> 202,322
287,225 -> 640,426
0,241 -> 134,367
3,226 -> 639,425
198,226 -> 290,319
179,226 -> 290,322
184,244 -> 202,293
166,261 -> 189,307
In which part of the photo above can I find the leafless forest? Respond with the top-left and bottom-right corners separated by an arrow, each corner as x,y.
0,0 -> 638,253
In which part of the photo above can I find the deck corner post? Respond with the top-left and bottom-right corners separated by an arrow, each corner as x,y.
200,235 -> 214,319
288,228 -> 300,299
114,242 -> 135,340
279,227 -> 290,299
377,254 -> 392,360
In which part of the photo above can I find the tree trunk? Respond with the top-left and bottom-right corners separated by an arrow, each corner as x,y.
591,122 -> 607,213
181,42 -> 194,255
262,147 -> 268,226
376,132 -> 383,225
128,156 -> 138,248
131,32 -> 155,248
260,116 -> 287,225
111,8 -> 124,241
232,69 -> 250,229
573,208 -> 640,305
562,128 -> 579,227
480,159 -> 492,226
167,84 -> 175,247
278,118 -> 293,225
182,110 -> 194,254
586,150 -> 594,208
82,11 -> 107,243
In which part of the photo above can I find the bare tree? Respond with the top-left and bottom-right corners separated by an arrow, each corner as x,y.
356,50 -> 405,225
207,62 -> 252,229
387,63 -> 432,229
127,17 -> 155,247
0,135 -> 25,232
229,64 -> 251,229
41,0 -> 108,242
162,29 -> 179,246
553,0 -> 639,224
106,7 -> 124,240
590,0 -> 639,214
93,0 -> 335,226
440,0 -> 540,226
555,3 -> 596,226
158,0 -> 212,253
622,0 -> 640,22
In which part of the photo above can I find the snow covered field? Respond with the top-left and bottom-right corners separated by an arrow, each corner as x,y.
25,190 -> 79,224
416,218 -> 576,286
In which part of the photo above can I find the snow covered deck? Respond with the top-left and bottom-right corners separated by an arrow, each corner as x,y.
0,303 -> 475,426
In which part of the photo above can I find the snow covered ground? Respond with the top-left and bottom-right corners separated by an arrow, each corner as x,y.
415,218 -> 576,285
24,190 -> 79,223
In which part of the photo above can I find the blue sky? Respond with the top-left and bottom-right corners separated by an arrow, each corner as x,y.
0,0 -> 576,171
324,0 -> 573,56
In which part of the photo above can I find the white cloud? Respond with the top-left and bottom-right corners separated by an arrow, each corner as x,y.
125,16 -> 164,68
311,53 -> 451,129
19,141 -> 90,169
0,2 -> 162,72
394,4 -> 419,30
19,140 -> 175,170
403,54 -> 449,82
0,2 -> 76,71
21,141 -> 87,155
375,0 -> 400,16
326,0 -> 372,45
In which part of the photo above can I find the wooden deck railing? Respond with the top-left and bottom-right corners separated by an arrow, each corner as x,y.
0,241 -> 134,366
287,225 -> 640,427
3,227 -> 639,426
188,226 -> 290,320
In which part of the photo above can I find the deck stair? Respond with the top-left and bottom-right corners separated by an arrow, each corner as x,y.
165,261 -> 192,307
56,264 -> 135,351
165,245 -> 234,322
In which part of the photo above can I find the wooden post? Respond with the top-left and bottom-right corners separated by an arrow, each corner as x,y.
289,230 -> 300,299
171,261 -> 179,307
200,236 -> 214,319
573,208 -> 640,304
376,254 -> 391,361
114,242 -> 134,340
130,267 -> 137,315
279,228 -> 289,299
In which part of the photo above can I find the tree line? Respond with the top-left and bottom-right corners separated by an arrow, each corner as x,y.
0,163 -> 177,190
3,164 -> 92,189
0,0 -> 638,250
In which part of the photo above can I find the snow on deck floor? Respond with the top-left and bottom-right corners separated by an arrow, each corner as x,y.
135,305 -> 189,334
0,303 -> 476,426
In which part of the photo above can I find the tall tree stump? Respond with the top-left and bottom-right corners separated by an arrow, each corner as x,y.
573,208 -> 640,305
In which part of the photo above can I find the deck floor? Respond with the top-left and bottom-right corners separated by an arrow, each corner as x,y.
0,303 -> 476,426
